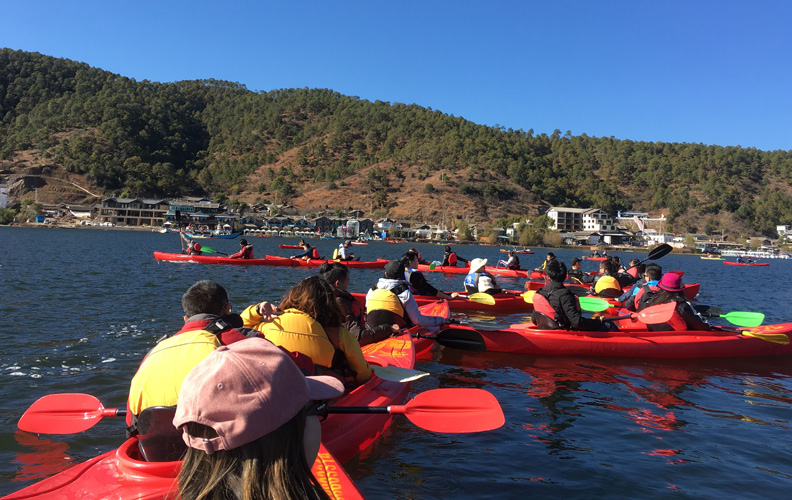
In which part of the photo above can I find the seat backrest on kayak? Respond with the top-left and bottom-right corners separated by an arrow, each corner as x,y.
137,406 -> 187,462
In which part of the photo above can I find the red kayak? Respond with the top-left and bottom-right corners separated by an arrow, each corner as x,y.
585,256 -> 608,261
441,323 -> 792,358
265,255 -> 389,269
723,261 -> 769,267
2,439 -> 363,500
417,263 -> 530,279
278,243 -> 304,249
153,251 -> 298,266
4,334 -> 418,499
352,291 -> 532,313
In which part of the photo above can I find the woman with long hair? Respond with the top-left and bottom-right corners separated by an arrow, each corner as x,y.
174,337 -> 344,500
243,276 -> 372,386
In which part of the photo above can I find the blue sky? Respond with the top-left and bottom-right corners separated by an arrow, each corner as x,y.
2,0 -> 791,151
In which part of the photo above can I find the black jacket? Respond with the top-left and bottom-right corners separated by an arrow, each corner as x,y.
334,288 -> 393,346
533,281 -> 606,331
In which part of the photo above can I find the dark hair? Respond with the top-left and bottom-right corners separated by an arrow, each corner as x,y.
444,246 -> 451,252
630,259 -> 640,266
545,259 -> 568,282
402,250 -> 420,263
239,239 -> 248,245
644,265 -> 662,281
547,252 -> 555,258
182,280 -> 229,317
318,262 -> 349,285
600,259 -> 616,275
279,276 -> 344,327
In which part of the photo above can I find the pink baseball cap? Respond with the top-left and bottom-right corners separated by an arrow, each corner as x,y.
658,273 -> 684,292
173,337 -> 345,454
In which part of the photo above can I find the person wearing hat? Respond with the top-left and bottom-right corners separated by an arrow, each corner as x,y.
441,245 -> 469,267
566,257 -> 586,284
228,238 -> 254,259
531,259 -> 608,331
637,273 -> 708,331
464,258 -> 503,295
174,337 -> 344,500
366,259 -> 450,330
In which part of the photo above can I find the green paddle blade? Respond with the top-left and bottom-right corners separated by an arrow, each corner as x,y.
577,296 -> 613,312
721,311 -> 764,327
201,246 -> 218,253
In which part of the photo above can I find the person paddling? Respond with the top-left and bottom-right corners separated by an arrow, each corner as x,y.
441,246 -> 468,267
291,241 -> 321,260
180,231 -> 202,255
228,238 -> 253,259
403,250 -> 460,300
174,337 -> 344,500
531,259 -> 609,332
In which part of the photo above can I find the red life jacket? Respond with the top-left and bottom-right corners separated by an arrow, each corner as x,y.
448,253 -> 458,266
531,291 -> 562,329
311,247 -> 320,259
633,284 -> 659,310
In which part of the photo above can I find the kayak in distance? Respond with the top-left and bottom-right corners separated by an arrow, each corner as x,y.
183,231 -> 241,239
265,255 -> 389,269
724,261 -> 770,267
153,251 -> 297,266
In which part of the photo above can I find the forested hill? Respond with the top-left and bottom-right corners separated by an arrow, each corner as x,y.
2,48 -> 791,237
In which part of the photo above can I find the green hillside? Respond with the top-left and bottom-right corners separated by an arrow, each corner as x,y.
2,48 -> 791,236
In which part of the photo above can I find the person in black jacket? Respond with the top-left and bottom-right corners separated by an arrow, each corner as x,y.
318,262 -> 396,346
403,251 -> 459,300
531,259 -> 608,331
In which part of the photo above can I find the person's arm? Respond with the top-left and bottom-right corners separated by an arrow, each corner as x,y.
400,290 -> 447,326
290,248 -> 311,258
337,327 -> 373,384
239,301 -> 278,330
559,292 -> 602,330
679,301 -> 709,330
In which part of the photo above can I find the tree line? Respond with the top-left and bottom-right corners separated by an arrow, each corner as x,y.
2,48 -> 791,236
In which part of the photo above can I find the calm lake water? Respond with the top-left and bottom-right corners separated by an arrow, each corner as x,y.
1,226 -> 791,499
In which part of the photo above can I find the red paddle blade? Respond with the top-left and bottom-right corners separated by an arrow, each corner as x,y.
390,388 -> 505,433
634,302 -> 677,325
18,393 -> 118,434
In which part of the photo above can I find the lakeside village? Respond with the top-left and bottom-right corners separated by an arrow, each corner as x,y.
4,193 -> 792,259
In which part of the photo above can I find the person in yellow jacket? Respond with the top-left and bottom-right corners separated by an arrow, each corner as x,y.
241,276 -> 372,387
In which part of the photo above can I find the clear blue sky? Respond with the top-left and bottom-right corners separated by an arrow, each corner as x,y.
2,0 -> 791,151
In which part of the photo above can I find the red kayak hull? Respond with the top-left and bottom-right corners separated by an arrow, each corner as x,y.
2,439 -> 363,500
723,261 -> 769,267
278,244 -> 303,249
585,256 -> 608,261
266,255 -> 388,269
416,264 -> 530,278
458,323 -> 792,358
153,251 -> 296,266
352,291 -> 532,313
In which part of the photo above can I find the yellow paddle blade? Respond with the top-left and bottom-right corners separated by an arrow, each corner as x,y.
741,331 -> 790,345
522,290 -> 536,303
468,293 -> 496,305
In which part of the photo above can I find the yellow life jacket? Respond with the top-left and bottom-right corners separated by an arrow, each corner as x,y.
261,309 -> 336,368
128,329 -> 222,416
365,287 -> 406,317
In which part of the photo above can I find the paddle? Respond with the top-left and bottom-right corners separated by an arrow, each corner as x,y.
693,305 -> 765,327
176,210 -> 183,252
624,244 -> 673,271
415,328 -> 488,352
328,388 -> 504,433
600,301 -> 676,324
741,330 -> 790,345
200,245 -> 228,256
371,365 -> 429,382
468,293 -> 496,305
18,389 -> 504,435
577,296 -> 615,312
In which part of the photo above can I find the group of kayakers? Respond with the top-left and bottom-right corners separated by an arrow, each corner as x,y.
180,231 -> 253,259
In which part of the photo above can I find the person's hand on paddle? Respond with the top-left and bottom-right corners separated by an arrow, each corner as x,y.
256,301 -> 278,321
449,292 -> 461,299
